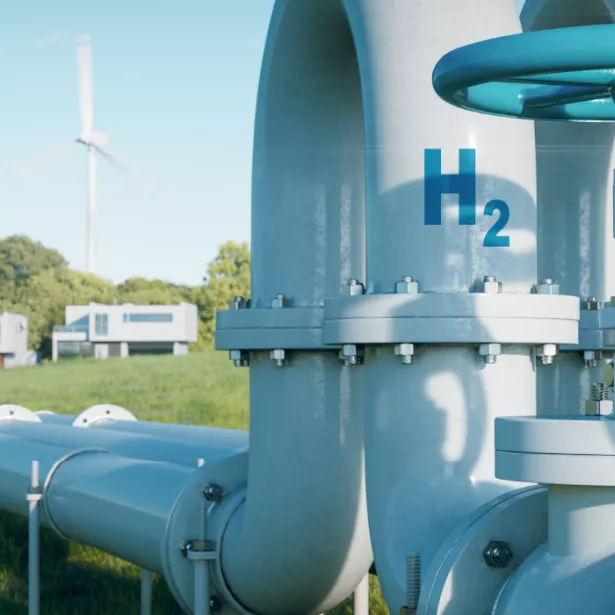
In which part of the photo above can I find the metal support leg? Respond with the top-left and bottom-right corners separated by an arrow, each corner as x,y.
140,569 -> 152,615
27,460 -> 43,615
193,559 -> 210,615
354,574 -> 369,615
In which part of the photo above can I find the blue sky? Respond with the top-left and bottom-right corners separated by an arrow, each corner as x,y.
0,0 -> 525,286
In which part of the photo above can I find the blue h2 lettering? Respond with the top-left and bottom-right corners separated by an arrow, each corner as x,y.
424,149 -> 476,226
424,148 -> 511,248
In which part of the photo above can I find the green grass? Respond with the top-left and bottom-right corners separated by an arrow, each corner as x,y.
0,352 -> 387,614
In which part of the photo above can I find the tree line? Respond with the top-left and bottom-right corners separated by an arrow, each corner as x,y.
0,235 -> 250,357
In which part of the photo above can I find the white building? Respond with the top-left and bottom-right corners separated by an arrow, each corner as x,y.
52,303 -> 198,362
0,312 -> 31,368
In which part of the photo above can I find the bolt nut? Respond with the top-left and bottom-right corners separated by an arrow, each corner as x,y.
346,279 -> 365,296
271,294 -> 289,309
477,276 -> 502,294
534,279 -> 559,295
339,344 -> 364,366
229,350 -> 249,368
228,296 -> 248,310
479,343 -> 502,364
584,350 -> 604,368
270,349 -> 287,367
585,399 -> 613,417
536,344 -> 557,365
203,483 -> 224,502
395,277 -> 419,295
209,597 -> 222,612
483,541 -> 513,568
583,297 -> 602,311
394,343 -> 415,364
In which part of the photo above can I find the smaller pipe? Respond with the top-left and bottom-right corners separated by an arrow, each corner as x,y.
194,560 -> 210,615
140,569 -> 152,615
27,460 -> 42,615
353,574 -> 369,615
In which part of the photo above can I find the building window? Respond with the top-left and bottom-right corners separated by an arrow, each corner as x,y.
123,313 -> 173,323
95,313 -> 108,335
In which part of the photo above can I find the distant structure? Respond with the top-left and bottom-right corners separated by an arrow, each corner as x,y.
52,303 -> 198,362
0,313 -> 31,368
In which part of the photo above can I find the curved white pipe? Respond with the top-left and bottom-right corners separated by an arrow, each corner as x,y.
345,1 -> 538,612
220,1 -> 371,612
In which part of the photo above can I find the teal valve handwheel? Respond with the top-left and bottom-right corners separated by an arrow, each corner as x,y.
432,24 -> 615,121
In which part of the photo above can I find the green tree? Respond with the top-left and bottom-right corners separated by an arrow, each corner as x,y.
195,241 -> 251,345
0,235 -> 66,293
117,277 -> 187,306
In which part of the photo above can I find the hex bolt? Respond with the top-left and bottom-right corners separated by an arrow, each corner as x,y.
229,350 -> 249,368
394,343 -> 415,364
479,343 -> 501,365
477,275 -> 502,294
534,279 -> 559,295
203,483 -> 224,502
270,349 -> 287,367
536,344 -> 557,366
395,276 -> 419,295
583,350 -> 604,368
339,344 -> 364,367
585,382 -> 613,416
271,294 -> 289,309
228,296 -> 248,310
583,297 -> 602,311
483,541 -> 513,568
210,597 -> 222,612
346,279 -> 365,296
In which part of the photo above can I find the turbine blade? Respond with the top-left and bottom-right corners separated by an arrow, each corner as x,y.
76,35 -> 93,137
9,141 -> 78,181
94,146 -> 160,195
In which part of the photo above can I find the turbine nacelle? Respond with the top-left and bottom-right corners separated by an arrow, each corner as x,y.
76,131 -> 109,150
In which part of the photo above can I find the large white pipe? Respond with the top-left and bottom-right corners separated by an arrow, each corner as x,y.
521,0 -> 615,417
219,1 -> 372,613
0,420 -> 245,468
348,1 -> 538,612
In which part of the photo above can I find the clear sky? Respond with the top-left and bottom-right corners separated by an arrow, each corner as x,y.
0,0 -> 526,286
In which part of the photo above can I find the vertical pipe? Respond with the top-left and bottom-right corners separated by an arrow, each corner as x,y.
353,574 -> 369,615
28,460 -> 41,615
193,561 -> 210,615
86,145 -> 96,274
140,569 -> 152,615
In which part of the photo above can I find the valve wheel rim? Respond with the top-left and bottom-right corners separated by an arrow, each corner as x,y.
432,24 -> 615,121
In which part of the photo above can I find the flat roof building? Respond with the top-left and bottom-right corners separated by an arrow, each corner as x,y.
52,303 -> 198,362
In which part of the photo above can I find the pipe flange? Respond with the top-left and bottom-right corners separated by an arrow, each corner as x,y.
42,448 -> 111,539
72,404 -> 137,428
215,307 -> 331,350
420,486 -> 547,615
323,293 -> 579,345
162,452 -> 249,615
0,404 -> 40,422
562,306 -> 615,352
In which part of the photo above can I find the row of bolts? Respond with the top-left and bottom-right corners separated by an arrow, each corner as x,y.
228,275 -> 606,369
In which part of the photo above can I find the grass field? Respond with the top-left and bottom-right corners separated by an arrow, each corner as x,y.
0,352 -> 386,614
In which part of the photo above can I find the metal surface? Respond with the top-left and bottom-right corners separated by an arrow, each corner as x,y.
419,487 -> 547,615
27,461 -> 42,615
140,569 -> 152,615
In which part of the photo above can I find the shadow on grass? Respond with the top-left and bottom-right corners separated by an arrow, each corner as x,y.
0,511 -> 183,615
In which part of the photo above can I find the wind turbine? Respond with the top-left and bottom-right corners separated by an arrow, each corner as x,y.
11,35 -> 155,276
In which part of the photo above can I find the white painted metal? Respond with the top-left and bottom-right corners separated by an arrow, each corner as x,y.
520,0 -> 615,417
86,145 -> 96,274
27,461 -> 42,615
353,575 -> 369,615
140,569 -> 152,615
338,1 -> 539,613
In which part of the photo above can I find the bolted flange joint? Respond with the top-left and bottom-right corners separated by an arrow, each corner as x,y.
339,344 -> 364,367
229,350 -> 249,368
394,343 -> 415,364
585,382 -> 613,416
395,276 -> 419,294
533,278 -> 559,295
203,483 -> 224,502
476,275 -> 502,294
483,540 -> 513,568
346,279 -> 365,296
